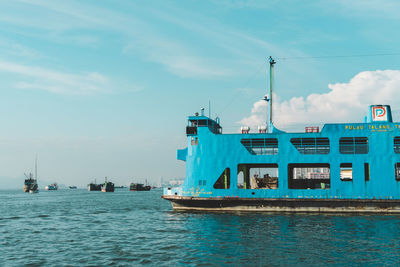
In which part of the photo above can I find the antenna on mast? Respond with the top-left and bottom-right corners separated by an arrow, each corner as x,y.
269,56 -> 276,128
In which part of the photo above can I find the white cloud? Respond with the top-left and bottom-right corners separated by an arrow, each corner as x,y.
240,70 -> 400,131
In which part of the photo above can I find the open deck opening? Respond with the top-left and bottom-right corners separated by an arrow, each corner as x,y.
213,168 -> 230,189
237,164 -> 278,189
340,163 -> 353,181
288,163 -> 330,189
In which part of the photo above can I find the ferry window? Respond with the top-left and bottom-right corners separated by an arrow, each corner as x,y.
290,138 -> 330,154
197,120 -> 208,126
395,163 -> 400,181
240,138 -> 278,155
213,168 -> 230,189
339,137 -> 368,154
364,163 -> 370,182
186,126 -> 197,135
394,137 -> 400,153
340,163 -> 353,181
288,163 -> 330,189
237,164 -> 278,189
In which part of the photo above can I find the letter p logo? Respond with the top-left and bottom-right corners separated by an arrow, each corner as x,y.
372,106 -> 387,121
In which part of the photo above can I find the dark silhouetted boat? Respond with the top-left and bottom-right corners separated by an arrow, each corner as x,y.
130,183 -> 151,191
88,179 -> 101,191
101,178 -> 114,192
24,156 -> 39,193
24,173 -> 38,193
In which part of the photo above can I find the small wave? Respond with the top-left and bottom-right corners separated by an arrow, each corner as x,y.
139,259 -> 152,264
5,216 -> 21,220
93,210 -> 108,214
159,245 -> 180,251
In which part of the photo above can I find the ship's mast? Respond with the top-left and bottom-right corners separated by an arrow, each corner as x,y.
269,56 -> 276,130
35,155 -> 38,180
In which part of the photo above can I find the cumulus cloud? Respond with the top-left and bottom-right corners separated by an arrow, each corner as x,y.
239,70 -> 400,131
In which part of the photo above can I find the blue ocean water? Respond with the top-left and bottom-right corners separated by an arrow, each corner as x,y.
1,189 -> 399,266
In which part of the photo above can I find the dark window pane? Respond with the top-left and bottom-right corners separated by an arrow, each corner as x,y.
291,138 -> 330,154
241,138 -> 278,155
339,137 -> 368,154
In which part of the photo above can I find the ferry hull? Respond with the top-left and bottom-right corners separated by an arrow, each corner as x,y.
163,196 -> 400,213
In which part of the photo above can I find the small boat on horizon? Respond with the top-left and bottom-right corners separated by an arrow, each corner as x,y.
88,179 -> 102,191
45,183 -> 58,190
130,183 -> 151,191
24,156 -> 39,193
24,173 -> 38,193
69,186 -> 77,189
101,177 -> 114,192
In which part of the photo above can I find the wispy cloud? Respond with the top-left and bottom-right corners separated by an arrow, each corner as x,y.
0,59 -> 128,95
0,37 -> 42,59
240,69 -> 400,131
332,0 -> 400,20
5,0 -> 292,79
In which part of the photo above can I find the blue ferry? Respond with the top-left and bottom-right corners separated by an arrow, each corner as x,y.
163,58 -> 400,212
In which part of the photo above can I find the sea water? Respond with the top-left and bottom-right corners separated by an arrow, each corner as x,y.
1,189 -> 399,266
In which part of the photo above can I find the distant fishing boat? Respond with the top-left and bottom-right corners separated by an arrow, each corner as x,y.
69,186 -> 77,189
24,173 -> 38,193
24,156 -> 39,193
45,183 -> 58,190
101,178 -> 114,192
88,179 -> 101,191
130,183 -> 151,191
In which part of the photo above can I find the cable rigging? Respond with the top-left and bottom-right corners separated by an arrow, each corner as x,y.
215,52 -> 400,118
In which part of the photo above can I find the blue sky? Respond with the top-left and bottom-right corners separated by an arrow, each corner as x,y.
1,0 -> 400,188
